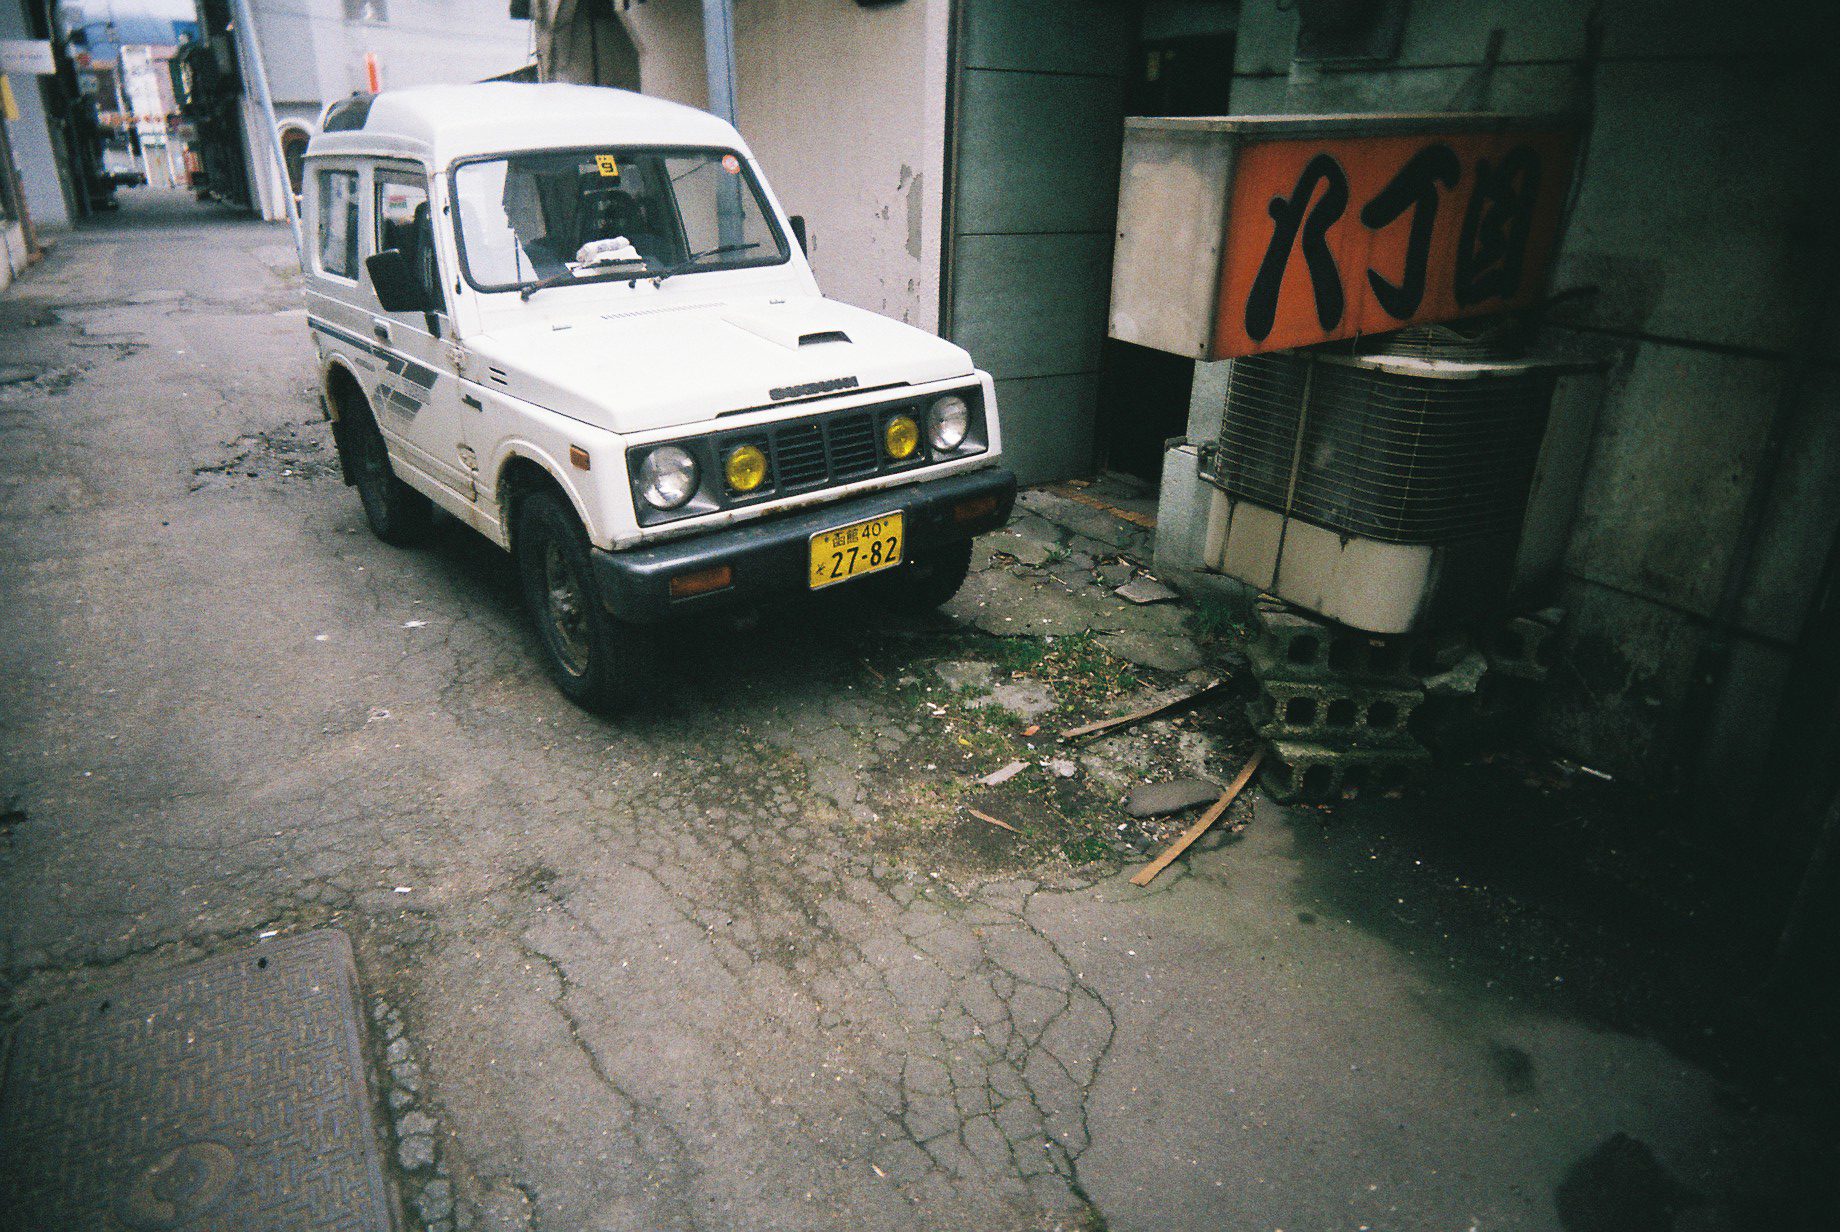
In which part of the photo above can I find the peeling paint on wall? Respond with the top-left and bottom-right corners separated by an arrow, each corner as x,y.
906,171 -> 924,261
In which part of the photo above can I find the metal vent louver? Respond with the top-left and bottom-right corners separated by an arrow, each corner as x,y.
1213,347 -> 1556,546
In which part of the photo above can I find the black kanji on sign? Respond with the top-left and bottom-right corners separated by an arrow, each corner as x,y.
1455,144 -> 1542,307
1359,143 -> 1462,320
1244,153 -> 1349,343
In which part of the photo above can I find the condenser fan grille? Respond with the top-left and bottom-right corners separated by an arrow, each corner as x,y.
1217,351 -> 1554,545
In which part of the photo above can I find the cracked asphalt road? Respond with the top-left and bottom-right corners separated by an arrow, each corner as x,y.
3,193 -> 1827,1231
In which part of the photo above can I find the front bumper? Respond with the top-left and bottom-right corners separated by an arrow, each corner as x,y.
591,466 -> 1017,623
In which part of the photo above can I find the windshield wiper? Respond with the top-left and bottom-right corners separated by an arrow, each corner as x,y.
649,242 -> 762,286
519,247 -> 648,301
519,243 -> 763,298
517,268 -> 582,301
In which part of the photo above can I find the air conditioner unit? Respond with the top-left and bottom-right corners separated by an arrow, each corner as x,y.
1198,328 -> 1583,634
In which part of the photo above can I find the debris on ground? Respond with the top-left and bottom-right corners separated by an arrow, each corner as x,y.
1131,748 -> 1265,887
968,808 -> 1021,834
1115,578 -> 1179,605
1124,777 -> 1224,819
977,760 -> 1029,786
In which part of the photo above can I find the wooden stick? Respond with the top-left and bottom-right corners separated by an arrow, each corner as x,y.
1059,681 -> 1224,742
968,807 -> 1021,834
1130,747 -> 1265,887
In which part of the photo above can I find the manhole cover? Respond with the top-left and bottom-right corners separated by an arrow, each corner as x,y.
0,930 -> 393,1231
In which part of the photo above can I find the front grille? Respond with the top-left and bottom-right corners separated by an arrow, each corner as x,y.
753,408 -> 903,494
826,412 -> 879,478
773,422 -> 828,489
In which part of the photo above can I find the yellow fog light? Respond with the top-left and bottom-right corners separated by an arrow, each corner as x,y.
885,414 -> 919,460
725,443 -> 767,492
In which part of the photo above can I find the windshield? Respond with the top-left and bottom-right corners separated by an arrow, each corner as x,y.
452,147 -> 789,292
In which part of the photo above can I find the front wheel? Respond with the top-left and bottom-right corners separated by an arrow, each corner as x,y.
867,538 -> 973,613
516,491 -> 647,713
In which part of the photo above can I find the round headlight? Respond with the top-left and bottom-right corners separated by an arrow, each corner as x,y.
885,414 -> 919,461
725,443 -> 767,493
927,395 -> 971,451
638,445 -> 698,509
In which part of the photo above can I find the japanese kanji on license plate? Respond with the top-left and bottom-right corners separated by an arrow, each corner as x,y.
809,512 -> 903,589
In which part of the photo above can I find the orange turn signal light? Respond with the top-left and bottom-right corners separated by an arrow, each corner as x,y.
669,565 -> 733,599
569,445 -> 591,470
952,494 -> 999,523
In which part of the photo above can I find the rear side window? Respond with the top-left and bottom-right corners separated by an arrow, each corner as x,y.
317,170 -> 360,279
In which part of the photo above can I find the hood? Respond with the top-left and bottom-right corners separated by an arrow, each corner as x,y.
467,297 -> 975,434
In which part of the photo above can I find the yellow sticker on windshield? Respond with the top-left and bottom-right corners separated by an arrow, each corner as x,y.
594,154 -> 620,177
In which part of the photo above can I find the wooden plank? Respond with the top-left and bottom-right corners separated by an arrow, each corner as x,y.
1059,681 -> 1225,741
1129,747 -> 1265,887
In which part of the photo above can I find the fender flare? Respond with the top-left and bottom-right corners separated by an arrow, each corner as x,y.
491,443 -> 598,553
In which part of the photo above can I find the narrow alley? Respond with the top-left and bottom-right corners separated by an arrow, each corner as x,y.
0,191 -> 1830,1231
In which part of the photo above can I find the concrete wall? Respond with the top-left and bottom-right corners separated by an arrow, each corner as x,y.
733,0 -> 948,332
587,0 -> 947,333
1214,0 -> 1839,811
597,0 -> 707,108
2,218 -> 26,287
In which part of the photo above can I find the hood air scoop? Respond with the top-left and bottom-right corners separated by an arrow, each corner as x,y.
724,305 -> 856,352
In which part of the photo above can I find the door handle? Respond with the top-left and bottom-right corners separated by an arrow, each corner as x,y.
372,319 -> 391,343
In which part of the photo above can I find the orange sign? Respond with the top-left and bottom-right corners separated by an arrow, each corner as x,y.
1214,127 -> 1577,357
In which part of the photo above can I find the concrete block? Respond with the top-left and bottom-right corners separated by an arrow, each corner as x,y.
1485,612 -> 1560,681
1259,737 -> 1429,804
1248,680 -> 1424,749
1249,628 -> 1419,686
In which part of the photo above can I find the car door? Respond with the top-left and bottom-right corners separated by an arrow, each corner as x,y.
365,163 -> 476,506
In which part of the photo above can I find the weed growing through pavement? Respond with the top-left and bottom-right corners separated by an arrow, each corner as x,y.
1187,596 -> 1251,644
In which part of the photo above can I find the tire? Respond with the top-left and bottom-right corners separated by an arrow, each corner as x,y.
516,491 -> 647,713
868,538 -> 973,613
342,398 -> 431,545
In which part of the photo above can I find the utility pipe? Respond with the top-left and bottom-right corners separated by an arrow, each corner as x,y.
229,0 -> 301,263
700,0 -> 735,125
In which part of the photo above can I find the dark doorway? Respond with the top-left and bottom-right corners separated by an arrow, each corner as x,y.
1096,27 -> 1235,482
1126,33 -> 1237,119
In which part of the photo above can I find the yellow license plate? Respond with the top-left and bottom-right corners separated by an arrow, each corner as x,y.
809,512 -> 904,589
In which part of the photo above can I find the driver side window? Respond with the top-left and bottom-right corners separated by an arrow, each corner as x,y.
376,175 -> 442,314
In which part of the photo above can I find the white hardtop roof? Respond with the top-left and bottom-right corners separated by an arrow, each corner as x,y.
303,83 -> 751,168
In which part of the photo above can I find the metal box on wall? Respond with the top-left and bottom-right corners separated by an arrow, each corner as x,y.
1108,113 -> 1579,361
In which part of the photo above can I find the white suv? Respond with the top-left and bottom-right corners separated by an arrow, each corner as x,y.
302,84 -> 1013,711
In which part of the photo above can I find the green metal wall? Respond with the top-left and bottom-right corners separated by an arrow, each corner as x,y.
943,0 -> 1133,484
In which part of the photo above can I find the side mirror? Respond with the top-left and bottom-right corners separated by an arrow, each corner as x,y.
366,250 -> 432,314
788,214 -> 808,256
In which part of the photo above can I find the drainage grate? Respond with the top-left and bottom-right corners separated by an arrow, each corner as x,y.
0,930 -> 393,1232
